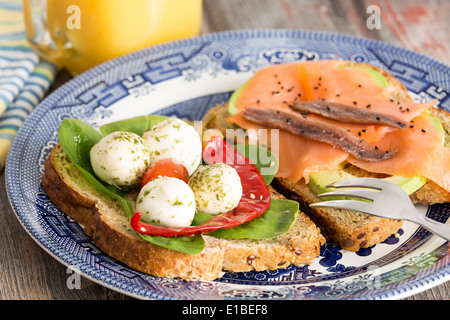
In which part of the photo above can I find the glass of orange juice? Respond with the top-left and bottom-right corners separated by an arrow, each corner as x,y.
23,0 -> 203,75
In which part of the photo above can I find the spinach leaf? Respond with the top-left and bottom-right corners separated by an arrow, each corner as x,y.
138,234 -> 205,255
234,144 -> 279,185
99,115 -> 168,136
58,117 -> 205,255
58,118 -> 103,175
193,198 -> 298,240
58,118 -> 126,197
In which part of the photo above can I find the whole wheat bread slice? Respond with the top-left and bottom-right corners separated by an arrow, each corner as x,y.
203,61 -> 450,252
42,144 -> 324,280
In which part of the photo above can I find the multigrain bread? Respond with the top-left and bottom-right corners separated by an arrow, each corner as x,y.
222,184 -> 324,272
42,143 -> 324,280
203,61 -> 450,252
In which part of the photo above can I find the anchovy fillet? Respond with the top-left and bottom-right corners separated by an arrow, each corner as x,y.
289,99 -> 407,129
242,107 -> 397,162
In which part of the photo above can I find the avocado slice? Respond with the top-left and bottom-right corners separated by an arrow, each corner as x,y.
309,167 -> 428,199
228,81 -> 247,115
424,110 -> 445,145
308,164 -> 355,198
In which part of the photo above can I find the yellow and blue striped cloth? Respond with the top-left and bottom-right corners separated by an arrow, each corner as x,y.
0,0 -> 58,170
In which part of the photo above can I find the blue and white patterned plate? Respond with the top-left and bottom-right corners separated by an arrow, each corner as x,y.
6,29 -> 450,300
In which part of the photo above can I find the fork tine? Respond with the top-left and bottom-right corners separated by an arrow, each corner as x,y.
316,189 -> 377,201
327,177 -> 384,190
309,199 -> 373,214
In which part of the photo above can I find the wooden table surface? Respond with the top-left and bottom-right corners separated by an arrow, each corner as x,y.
1,0 -> 449,300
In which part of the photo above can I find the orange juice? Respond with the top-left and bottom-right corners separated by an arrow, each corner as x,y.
24,0 -> 202,75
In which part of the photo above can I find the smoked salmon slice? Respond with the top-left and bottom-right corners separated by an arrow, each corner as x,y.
347,113 -> 450,192
226,60 -> 448,192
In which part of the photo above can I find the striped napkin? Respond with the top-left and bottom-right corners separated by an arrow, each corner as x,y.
0,0 -> 58,170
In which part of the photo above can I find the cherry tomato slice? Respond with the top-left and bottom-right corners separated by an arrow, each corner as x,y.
141,158 -> 189,187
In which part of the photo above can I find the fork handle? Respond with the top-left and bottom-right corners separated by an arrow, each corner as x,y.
416,216 -> 450,241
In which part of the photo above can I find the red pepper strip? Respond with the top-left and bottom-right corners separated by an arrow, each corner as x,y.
130,137 -> 271,237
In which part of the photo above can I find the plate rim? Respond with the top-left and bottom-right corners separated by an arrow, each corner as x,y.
5,28 -> 450,300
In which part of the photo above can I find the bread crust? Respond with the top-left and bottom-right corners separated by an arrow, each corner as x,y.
42,151 -> 96,227
42,144 -> 324,280
84,210 -> 226,280
42,145 -> 226,280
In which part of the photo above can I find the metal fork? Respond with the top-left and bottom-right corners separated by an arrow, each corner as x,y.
309,177 -> 450,241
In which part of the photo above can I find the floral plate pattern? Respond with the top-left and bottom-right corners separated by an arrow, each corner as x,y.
5,29 -> 450,300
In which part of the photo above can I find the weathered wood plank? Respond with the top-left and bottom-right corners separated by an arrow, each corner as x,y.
1,0 -> 449,301
203,0 -> 364,35
361,0 -> 450,64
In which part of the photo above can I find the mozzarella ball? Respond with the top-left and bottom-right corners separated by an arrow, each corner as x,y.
142,118 -> 202,176
90,131 -> 150,188
136,177 -> 196,228
188,163 -> 243,215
